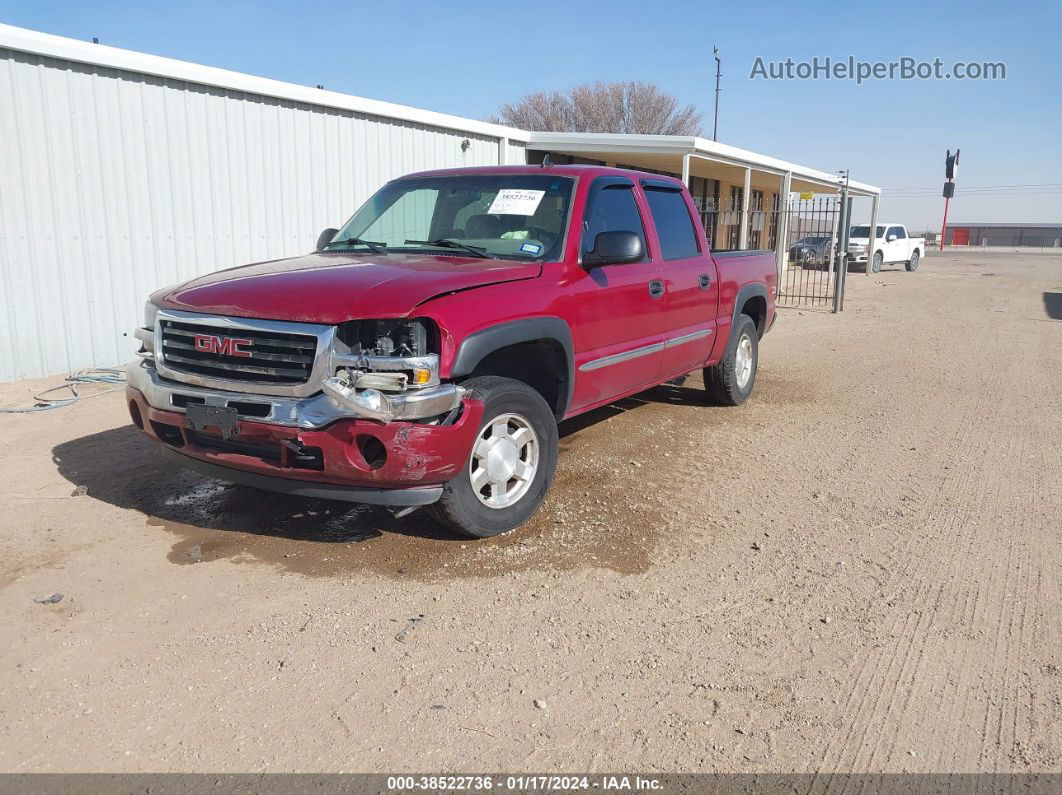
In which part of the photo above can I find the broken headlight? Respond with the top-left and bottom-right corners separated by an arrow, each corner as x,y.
336,318 -> 432,358
331,318 -> 439,391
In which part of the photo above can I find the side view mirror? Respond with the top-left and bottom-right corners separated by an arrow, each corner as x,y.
316,227 -> 339,251
886,234 -> 897,242
584,231 -> 644,266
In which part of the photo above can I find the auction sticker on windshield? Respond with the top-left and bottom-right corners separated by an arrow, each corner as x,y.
488,189 -> 545,216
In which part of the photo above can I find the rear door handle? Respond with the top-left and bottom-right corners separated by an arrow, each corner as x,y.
648,279 -> 665,298
698,273 -> 712,289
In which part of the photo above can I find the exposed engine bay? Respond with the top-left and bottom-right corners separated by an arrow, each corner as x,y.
327,319 -> 440,406
336,318 -> 430,359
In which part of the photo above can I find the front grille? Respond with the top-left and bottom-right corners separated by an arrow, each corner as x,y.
160,319 -> 318,385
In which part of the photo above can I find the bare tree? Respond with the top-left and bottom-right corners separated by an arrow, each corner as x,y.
490,81 -> 702,136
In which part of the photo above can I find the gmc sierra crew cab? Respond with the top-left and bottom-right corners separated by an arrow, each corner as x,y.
128,165 -> 777,537
847,223 -> 924,272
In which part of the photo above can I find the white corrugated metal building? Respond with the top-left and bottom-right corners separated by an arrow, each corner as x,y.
0,23 -> 878,382
0,25 -> 527,382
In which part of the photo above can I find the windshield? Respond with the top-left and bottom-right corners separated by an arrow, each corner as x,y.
850,225 -> 885,238
329,174 -> 575,261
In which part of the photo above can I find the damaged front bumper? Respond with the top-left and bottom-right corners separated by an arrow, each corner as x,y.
127,362 -> 463,428
125,363 -> 482,505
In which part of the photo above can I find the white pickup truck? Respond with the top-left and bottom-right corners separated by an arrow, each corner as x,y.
847,223 -> 924,273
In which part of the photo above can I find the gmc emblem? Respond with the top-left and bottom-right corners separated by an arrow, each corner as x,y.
193,333 -> 253,358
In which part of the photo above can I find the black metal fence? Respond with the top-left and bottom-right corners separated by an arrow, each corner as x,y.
695,194 -> 846,308
776,196 -> 842,308
697,192 -> 781,253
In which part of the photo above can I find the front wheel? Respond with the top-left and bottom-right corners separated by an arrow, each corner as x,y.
871,251 -> 883,273
428,376 -> 558,538
906,250 -> 920,271
704,314 -> 759,406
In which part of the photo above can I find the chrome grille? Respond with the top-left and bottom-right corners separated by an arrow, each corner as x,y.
160,319 -> 318,385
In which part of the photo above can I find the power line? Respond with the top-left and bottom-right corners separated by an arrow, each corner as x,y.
885,187 -> 1062,198
882,182 -> 1062,191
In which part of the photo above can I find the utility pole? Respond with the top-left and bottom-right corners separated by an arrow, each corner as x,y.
713,47 -> 722,142
940,148 -> 960,251
834,170 -> 851,313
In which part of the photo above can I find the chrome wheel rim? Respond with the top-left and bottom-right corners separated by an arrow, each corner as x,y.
735,334 -> 754,389
469,413 -> 539,509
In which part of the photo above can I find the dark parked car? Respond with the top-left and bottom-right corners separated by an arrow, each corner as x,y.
789,236 -> 835,268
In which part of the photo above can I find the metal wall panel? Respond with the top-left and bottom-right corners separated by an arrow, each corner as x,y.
0,46 -> 528,381
506,138 -> 527,166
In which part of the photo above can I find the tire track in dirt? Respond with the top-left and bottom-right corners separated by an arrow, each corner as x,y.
812,274 -> 1022,777
821,413 -> 992,777
816,266 -> 1061,776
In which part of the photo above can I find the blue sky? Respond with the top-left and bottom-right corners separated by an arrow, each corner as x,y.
3,0 -> 1060,228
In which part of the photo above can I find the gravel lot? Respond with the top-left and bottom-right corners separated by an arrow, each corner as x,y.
1,253 -> 1059,773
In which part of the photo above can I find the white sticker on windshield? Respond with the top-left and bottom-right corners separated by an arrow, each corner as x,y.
487,189 -> 545,216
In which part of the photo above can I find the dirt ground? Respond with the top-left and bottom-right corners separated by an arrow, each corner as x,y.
1,253 -> 1059,774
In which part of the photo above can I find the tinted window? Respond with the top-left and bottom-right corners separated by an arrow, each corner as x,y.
851,225 -> 886,238
892,226 -> 907,239
582,184 -> 646,258
644,187 -> 700,260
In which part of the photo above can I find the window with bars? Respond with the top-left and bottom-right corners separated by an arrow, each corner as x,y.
688,176 -> 720,248
725,186 -> 744,250
749,190 -> 765,249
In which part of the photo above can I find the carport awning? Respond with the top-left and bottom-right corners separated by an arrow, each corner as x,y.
523,132 -> 880,197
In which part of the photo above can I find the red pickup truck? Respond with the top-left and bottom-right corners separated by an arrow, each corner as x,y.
128,165 -> 777,537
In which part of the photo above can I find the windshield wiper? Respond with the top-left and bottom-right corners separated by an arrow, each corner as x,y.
324,237 -> 387,254
404,238 -> 490,259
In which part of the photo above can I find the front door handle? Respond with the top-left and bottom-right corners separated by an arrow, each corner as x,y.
698,273 -> 712,289
648,279 -> 665,298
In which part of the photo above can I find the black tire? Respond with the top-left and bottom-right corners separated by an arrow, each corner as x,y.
704,314 -> 759,406
871,251 -> 883,273
905,250 -> 920,272
428,376 -> 558,538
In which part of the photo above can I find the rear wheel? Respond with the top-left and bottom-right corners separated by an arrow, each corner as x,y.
704,314 -> 759,406
906,250 -> 920,271
871,251 -> 883,273
428,376 -> 558,538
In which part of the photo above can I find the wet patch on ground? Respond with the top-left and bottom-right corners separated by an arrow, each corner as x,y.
52,405 -> 678,581
49,374 -> 806,581
155,453 -> 668,579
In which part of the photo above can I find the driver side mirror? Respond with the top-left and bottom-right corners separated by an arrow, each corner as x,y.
316,227 -> 339,251
584,231 -> 644,266
886,234 -> 897,242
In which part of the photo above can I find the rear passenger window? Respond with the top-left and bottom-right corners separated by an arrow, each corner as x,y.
582,184 -> 647,260
644,187 -> 700,260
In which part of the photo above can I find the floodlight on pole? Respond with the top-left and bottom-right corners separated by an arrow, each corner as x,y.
940,148 -> 960,251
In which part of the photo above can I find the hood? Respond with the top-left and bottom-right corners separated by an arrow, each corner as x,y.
154,252 -> 540,324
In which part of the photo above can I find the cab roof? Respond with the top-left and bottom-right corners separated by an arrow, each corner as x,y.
399,163 -> 686,187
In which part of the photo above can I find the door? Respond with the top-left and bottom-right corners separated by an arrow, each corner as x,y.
569,177 -> 665,411
883,225 -> 906,263
639,180 -> 719,377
